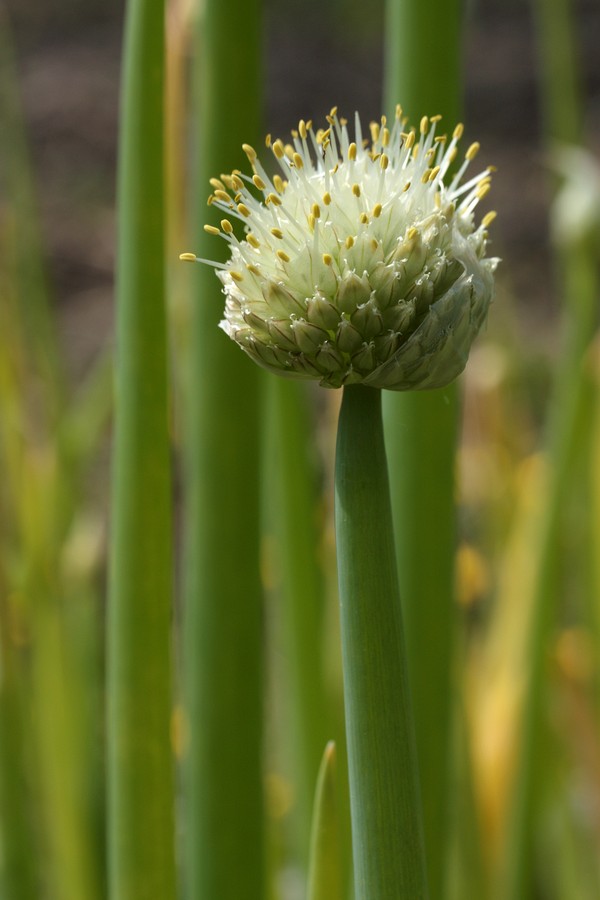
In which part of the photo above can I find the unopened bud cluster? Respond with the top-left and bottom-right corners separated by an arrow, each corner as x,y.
183,106 -> 498,390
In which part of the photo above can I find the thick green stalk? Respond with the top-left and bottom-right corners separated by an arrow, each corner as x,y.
382,4 -> 463,897
107,0 -> 176,895
335,384 -> 428,900
307,742 -> 343,900
183,1 -> 264,898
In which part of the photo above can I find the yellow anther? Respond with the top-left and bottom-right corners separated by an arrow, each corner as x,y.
348,142 -> 357,161
242,143 -> 257,161
292,152 -> 304,169
266,192 -> 282,206
312,203 -> 321,218
247,233 -> 260,248
273,174 -> 285,193
270,227 -> 284,239
207,195 -> 214,206
412,143 -> 420,159
430,114 -> 442,123
234,192 -> 242,203
380,114 -> 387,126
230,271 -> 244,282
237,203 -> 251,217
203,224 -> 220,235
209,178 -> 226,191
323,192 -> 332,205
372,203 -> 383,218
429,165 -> 441,181
407,226 -> 419,240
221,174 -> 235,189
330,105 -> 338,118
382,128 -> 390,147
308,214 -> 316,231
322,253 -> 333,266
466,142 -> 480,161
395,104 -> 403,119
421,169 -> 432,184
403,131 -> 415,151
380,154 -> 389,170
488,164 -> 498,173
403,181 -> 411,192
370,238 -> 378,251
179,252 -> 197,262
299,119 -> 307,139
370,121 -> 380,143
214,189 -> 231,203
453,123 -> 464,140
434,135 -> 447,144
277,250 -> 290,263
273,139 -> 285,159
291,129 -> 299,139
477,183 -> 491,200
448,147 -> 458,164
420,115 -> 429,134
345,235 -> 355,249
252,174 -> 266,191
340,117 -> 348,126
359,212 -> 369,224
481,210 -> 497,228
306,120 -> 313,131
352,183 -> 361,198
426,148 -> 436,162
265,133 -> 272,147
232,175 -> 244,191
246,263 -> 261,275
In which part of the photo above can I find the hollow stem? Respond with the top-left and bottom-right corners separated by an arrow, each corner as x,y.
334,384 -> 428,900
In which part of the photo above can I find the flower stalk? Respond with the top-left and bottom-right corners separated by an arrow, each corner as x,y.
335,384 -> 428,900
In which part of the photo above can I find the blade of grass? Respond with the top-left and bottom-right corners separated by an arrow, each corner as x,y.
382,3 -> 464,897
106,0 -> 176,894
182,1 -> 265,898
335,384 -> 428,900
307,742 -> 343,900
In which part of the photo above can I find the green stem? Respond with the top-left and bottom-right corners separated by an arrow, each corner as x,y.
183,1 -> 264,898
107,0 -> 176,894
382,3 -> 464,896
335,384 -> 428,900
269,378 -> 328,862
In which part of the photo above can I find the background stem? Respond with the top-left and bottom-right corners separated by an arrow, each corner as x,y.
382,3 -> 464,895
107,0 -> 176,894
182,0 -> 265,897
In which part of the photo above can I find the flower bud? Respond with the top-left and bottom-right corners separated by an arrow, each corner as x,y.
187,107 -> 499,390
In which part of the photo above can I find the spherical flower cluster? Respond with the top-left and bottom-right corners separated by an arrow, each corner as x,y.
182,106 -> 499,390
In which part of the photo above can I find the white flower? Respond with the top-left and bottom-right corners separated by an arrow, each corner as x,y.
182,106 -> 498,390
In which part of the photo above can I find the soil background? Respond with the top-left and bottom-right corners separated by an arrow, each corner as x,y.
4,0 -> 600,381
